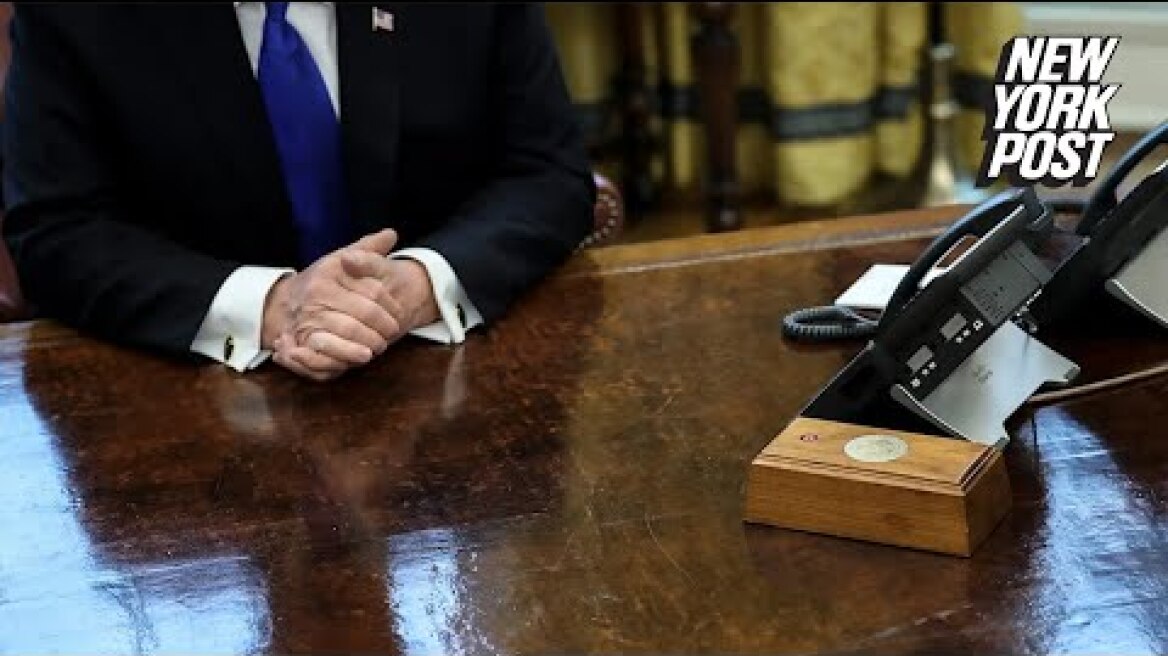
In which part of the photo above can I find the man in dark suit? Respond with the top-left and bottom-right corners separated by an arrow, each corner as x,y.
2,3 -> 594,381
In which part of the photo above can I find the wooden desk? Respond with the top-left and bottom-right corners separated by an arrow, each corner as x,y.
4,206 -> 1168,655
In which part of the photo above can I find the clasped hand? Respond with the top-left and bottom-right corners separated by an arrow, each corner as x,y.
260,229 -> 440,381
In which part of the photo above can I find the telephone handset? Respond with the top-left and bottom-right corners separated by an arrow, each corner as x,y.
780,189 -> 1054,343
1031,121 -> 1168,331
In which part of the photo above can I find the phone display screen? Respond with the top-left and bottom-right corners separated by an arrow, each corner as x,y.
960,241 -> 1050,326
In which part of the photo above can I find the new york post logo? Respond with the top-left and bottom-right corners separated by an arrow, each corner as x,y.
977,36 -> 1120,188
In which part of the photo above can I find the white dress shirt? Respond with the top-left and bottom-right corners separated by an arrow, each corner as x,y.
191,2 -> 483,372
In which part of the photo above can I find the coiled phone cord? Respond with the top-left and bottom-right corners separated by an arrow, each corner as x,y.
780,305 -> 880,342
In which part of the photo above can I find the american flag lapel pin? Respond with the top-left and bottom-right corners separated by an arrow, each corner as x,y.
372,7 -> 394,33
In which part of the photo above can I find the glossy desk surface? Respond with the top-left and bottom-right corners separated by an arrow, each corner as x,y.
4,206 -> 1168,655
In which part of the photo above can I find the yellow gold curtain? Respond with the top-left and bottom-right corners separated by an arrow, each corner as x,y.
546,2 -> 1024,211
948,2 -> 1026,175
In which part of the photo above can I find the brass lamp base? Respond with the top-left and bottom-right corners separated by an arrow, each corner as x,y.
922,43 -> 997,208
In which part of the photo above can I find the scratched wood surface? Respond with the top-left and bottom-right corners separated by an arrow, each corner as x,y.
3,205 -> 1168,655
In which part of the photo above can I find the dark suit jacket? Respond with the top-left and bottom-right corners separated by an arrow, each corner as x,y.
1,3 -> 594,355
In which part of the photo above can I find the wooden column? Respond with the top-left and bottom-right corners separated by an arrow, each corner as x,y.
692,2 -> 742,232
615,3 -> 659,218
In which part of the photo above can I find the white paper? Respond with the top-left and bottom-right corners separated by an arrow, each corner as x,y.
834,264 -> 951,311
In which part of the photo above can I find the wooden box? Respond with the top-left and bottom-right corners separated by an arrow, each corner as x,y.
744,416 -> 1012,557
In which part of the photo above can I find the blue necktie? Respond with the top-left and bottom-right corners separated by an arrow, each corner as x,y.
257,2 -> 352,265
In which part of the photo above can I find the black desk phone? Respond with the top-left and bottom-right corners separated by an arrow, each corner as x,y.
784,121 -> 1168,444
797,187 -> 1066,442
1032,121 -> 1168,330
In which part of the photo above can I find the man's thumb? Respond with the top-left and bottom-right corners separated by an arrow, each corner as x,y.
353,228 -> 398,255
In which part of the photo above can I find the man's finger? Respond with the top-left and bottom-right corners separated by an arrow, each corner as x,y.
279,344 -> 348,381
274,348 -> 342,382
324,289 -> 402,341
337,272 -> 401,317
351,228 -> 398,256
339,274 -> 385,301
341,249 -> 394,282
337,275 -> 405,327
273,350 -> 315,379
304,329 -> 374,365
312,310 -> 390,355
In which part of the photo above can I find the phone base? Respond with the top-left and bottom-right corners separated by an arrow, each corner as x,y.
1106,224 -> 1168,329
890,321 -> 1080,448
744,416 -> 1012,557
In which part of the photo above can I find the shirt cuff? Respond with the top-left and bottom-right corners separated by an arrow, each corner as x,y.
190,265 -> 294,372
390,247 -> 483,345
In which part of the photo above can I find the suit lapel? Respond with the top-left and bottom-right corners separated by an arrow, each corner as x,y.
336,3 -> 402,235
152,4 -> 299,257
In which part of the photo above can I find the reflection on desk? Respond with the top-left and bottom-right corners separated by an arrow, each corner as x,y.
3,205 -> 1168,655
